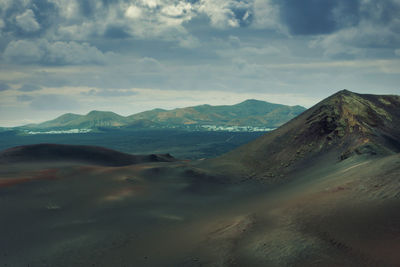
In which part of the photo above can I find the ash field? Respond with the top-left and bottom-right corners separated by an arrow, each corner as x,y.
1,90 -> 400,266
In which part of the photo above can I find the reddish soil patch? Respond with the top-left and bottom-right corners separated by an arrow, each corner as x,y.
0,169 -> 58,188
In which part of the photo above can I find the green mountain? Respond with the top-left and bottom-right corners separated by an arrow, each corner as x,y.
128,99 -> 305,127
20,100 -> 306,130
23,111 -> 128,130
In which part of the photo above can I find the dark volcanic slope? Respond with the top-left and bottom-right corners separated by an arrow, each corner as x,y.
209,90 -> 400,179
0,144 -> 175,166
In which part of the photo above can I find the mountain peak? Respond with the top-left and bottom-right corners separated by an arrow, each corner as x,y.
86,110 -> 119,116
336,89 -> 355,95
213,90 -> 400,179
297,90 -> 400,158
237,99 -> 271,105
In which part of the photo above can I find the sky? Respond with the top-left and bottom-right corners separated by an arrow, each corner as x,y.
0,0 -> 399,126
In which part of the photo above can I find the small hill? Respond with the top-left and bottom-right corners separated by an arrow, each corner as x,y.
0,144 -> 175,166
26,111 -> 128,130
208,90 -> 400,179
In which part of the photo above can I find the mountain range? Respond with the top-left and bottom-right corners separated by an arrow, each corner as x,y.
19,99 -> 306,130
1,90 -> 399,266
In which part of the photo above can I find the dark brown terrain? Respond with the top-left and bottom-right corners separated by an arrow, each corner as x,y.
0,143 -> 176,166
0,90 -> 399,266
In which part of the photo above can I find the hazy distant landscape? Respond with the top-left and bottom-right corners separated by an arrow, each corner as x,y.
0,99 -> 302,159
14,99 -> 305,131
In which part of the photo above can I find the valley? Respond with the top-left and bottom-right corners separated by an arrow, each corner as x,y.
0,90 -> 399,266
0,129 -> 265,160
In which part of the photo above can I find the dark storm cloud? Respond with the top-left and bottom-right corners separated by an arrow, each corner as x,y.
18,84 -> 42,92
78,0 -> 97,17
276,0 -> 356,35
276,0 -> 400,36
0,82 -> 10,91
104,25 -> 131,39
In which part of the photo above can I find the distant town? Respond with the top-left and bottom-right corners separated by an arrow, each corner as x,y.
200,125 -> 275,132
23,125 -> 275,135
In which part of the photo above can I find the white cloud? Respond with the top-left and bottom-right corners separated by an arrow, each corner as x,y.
15,9 -> 40,32
252,0 -> 285,32
197,0 -> 240,29
3,39 -> 44,63
309,0 -> 400,58
49,0 -> 80,19
125,5 -> 142,19
395,49 -> 400,56
310,21 -> 400,58
161,2 -> 191,17
3,40 -> 109,65
141,0 -> 159,9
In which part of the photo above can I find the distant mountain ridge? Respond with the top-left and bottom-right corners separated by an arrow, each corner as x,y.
19,99 -> 306,130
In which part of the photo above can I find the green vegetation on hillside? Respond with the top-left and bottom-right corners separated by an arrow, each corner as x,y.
18,99 -> 306,130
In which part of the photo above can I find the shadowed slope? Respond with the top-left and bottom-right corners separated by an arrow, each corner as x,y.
207,90 -> 400,179
0,144 -> 175,166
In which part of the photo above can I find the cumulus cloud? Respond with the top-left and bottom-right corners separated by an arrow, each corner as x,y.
252,0 -> 283,31
0,0 -> 58,37
15,9 -> 40,32
197,0 -> 253,28
3,40 -> 109,65
1,0 -> 265,48
308,0 -> 400,57
125,5 -> 142,19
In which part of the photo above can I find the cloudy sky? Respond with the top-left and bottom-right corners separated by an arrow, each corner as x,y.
0,0 -> 399,126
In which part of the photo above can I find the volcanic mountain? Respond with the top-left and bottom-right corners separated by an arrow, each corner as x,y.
208,90 -> 400,180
